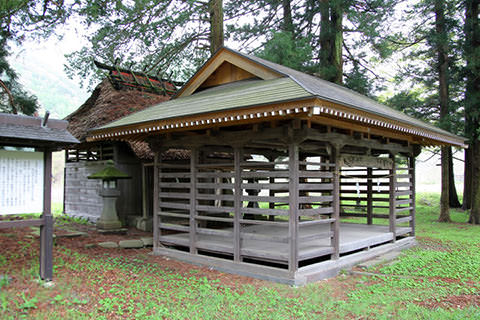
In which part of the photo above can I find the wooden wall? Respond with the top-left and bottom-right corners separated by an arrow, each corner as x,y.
64,142 -> 144,224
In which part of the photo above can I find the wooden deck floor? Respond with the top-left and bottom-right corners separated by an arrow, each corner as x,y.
160,223 -> 411,264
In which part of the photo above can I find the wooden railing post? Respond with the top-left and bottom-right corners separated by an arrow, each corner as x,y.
331,145 -> 340,260
389,153 -> 397,242
367,167 -> 373,225
190,148 -> 198,254
153,152 -> 160,251
40,149 -> 53,280
288,142 -> 299,274
409,155 -> 416,236
233,146 -> 243,262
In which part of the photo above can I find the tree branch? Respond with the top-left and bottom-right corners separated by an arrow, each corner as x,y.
0,79 -> 17,114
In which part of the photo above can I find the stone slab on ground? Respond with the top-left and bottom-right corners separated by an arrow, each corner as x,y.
140,237 -> 153,247
356,250 -> 404,269
119,239 -> 144,249
56,231 -> 88,238
98,241 -> 119,248
97,228 -> 128,235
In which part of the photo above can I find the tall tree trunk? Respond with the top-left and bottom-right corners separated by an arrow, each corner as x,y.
470,141 -> 480,224
448,147 -> 461,208
439,147 -> 451,221
209,0 -> 224,54
282,0 -> 294,34
318,0 -> 343,84
465,0 -> 480,224
463,147 -> 472,210
435,0 -> 451,222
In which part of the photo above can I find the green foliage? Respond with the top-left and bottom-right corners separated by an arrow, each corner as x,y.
66,0 -> 214,87
384,89 -> 438,122
18,292 -> 38,310
256,31 -> 313,72
0,0 -> 70,43
0,1 -> 72,115
226,0 -> 399,96
0,33 -> 38,115
344,62 -> 376,97
385,0 -> 464,135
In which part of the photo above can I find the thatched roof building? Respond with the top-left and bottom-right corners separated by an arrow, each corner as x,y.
63,69 -> 186,226
65,79 -> 186,160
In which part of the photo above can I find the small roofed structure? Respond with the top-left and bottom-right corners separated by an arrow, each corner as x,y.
87,47 -> 466,285
0,113 -> 78,280
63,64 -> 187,227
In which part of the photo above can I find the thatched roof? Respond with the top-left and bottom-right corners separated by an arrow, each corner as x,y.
65,79 -> 179,160
66,79 -> 172,142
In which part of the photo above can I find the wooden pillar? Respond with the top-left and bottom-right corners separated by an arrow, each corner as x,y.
409,155 -> 416,236
189,148 -> 198,254
288,142 -> 299,274
40,149 -> 53,280
389,153 -> 397,242
153,152 -> 160,251
366,167 -> 373,225
331,145 -> 340,260
141,163 -> 148,219
233,146 -> 242,262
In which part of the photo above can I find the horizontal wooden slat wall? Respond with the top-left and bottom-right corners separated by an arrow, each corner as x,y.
392,154 -> 415,237
338,154 -> 415,239
157,160 -> 191,247
296,157 -> 336,262
195,148 -> 235,255
339,166 -> 391,222
155,143 -> 339,269
153,142 -> 414,270
239,156 -> 290,263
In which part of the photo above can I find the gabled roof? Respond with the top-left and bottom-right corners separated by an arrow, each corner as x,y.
88,47 -> 466,147
0,113 -> 78,149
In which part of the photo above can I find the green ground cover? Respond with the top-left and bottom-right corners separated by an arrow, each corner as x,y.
0,192 -> 479,319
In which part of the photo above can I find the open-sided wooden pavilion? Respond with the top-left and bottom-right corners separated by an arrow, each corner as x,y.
87,48 -> 466,285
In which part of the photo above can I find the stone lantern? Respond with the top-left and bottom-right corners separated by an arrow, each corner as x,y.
88,160 -> 130,231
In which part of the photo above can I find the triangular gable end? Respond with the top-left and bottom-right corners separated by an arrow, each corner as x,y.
176,48 -> 284,98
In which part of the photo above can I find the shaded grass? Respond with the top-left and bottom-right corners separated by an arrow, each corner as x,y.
1,193 -> 480,319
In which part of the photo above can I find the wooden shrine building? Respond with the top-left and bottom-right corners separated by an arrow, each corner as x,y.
87,48 -> 466,285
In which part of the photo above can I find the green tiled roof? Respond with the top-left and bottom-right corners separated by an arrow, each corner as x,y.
100,77 -> 311,129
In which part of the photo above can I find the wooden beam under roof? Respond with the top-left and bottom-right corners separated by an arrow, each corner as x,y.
149,122 -> 414,155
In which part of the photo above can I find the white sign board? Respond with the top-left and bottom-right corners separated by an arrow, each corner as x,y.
0,150 -> 44,214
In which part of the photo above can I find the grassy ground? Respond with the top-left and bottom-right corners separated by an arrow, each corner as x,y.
0,193 -> 479,319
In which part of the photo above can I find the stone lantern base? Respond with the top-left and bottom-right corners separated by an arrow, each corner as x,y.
97,189 -> 123,232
